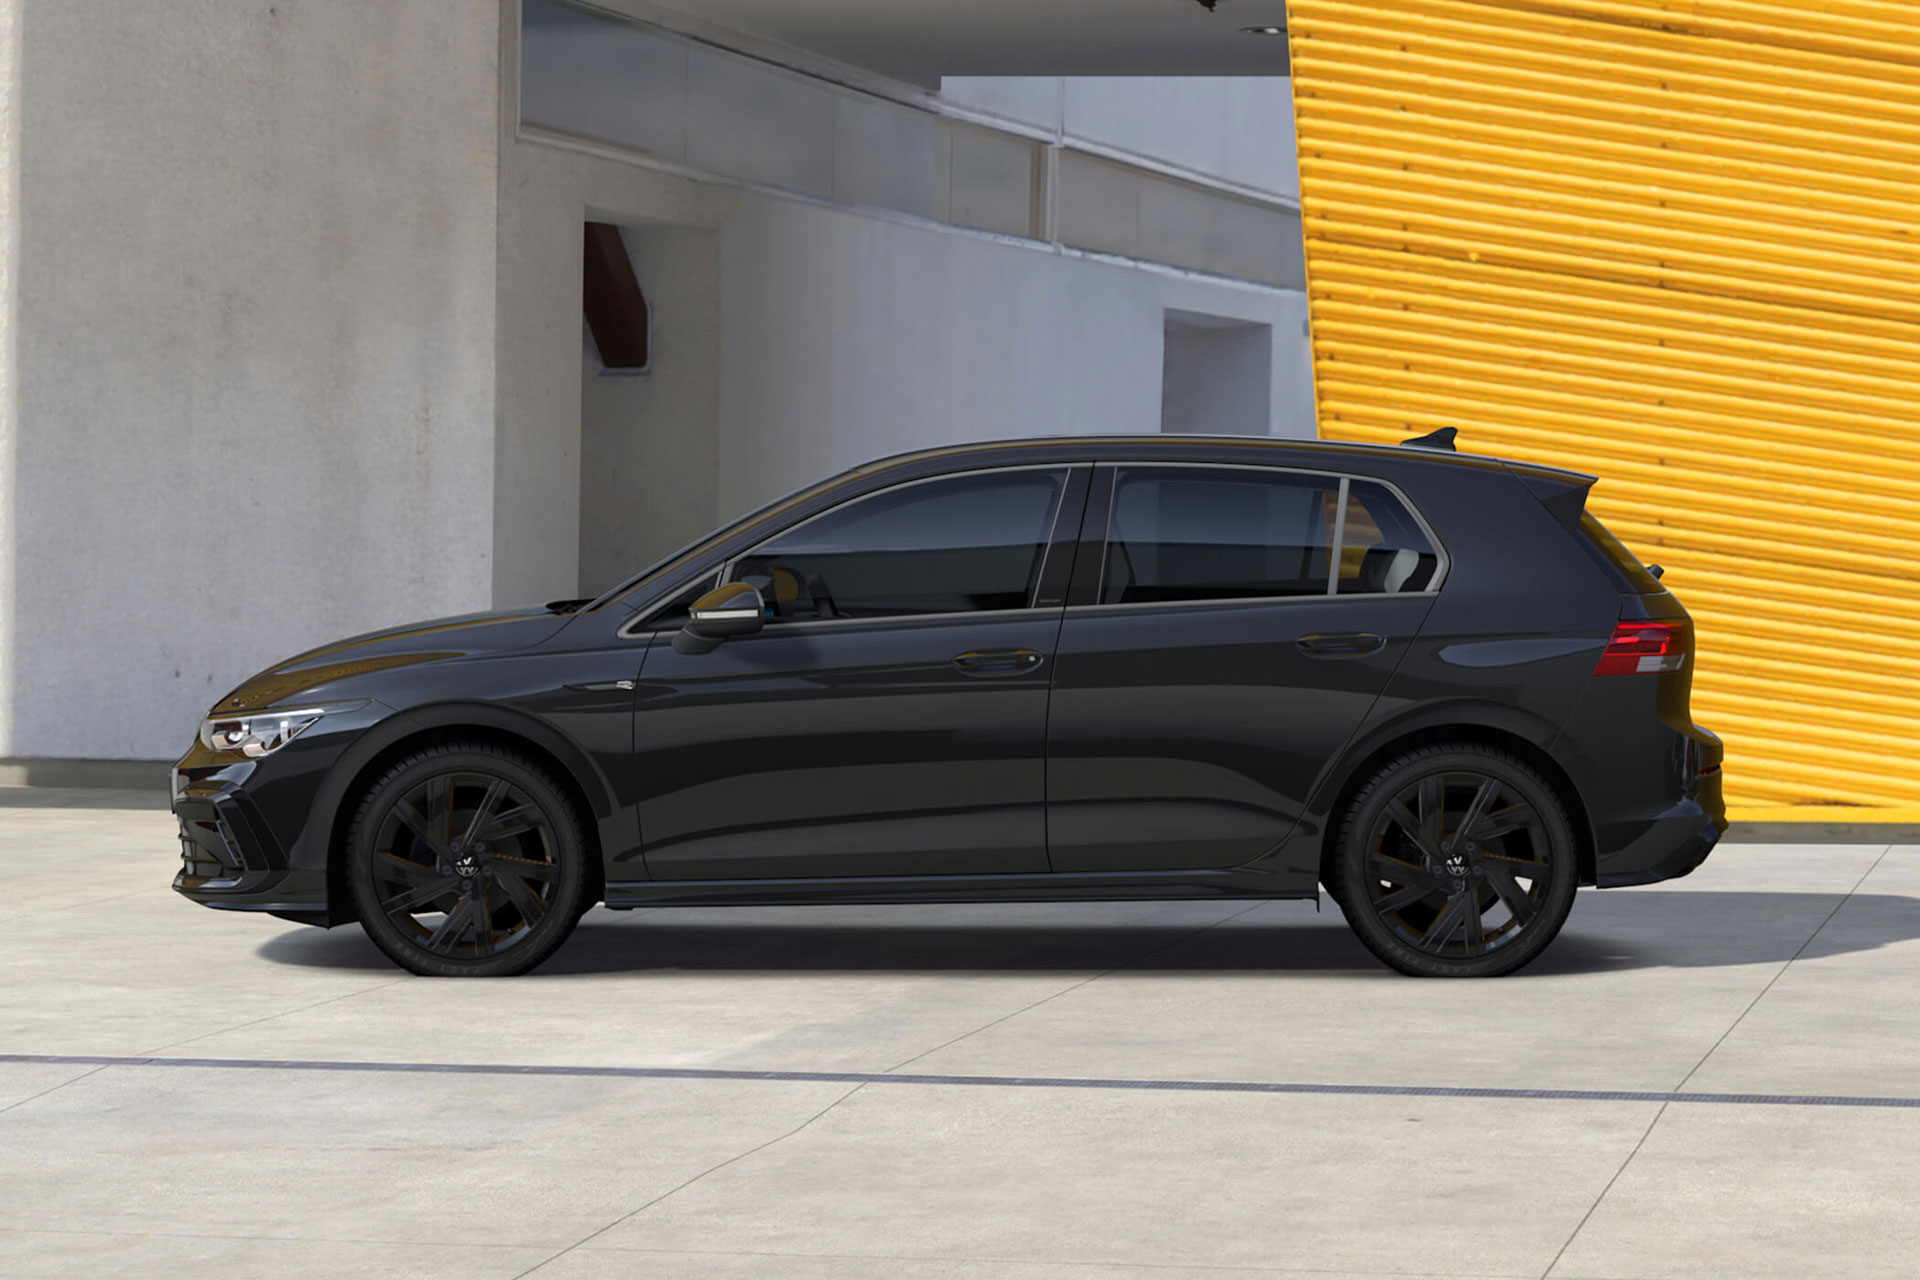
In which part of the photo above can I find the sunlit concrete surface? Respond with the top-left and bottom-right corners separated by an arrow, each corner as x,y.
3,787 -> 1918,1279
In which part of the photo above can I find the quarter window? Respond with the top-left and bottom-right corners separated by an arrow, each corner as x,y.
1101,467 -> 1342,604
730,468 -> 1069,621
1336,479 -> 1440,595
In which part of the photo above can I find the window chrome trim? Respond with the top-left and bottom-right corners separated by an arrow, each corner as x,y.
625,604 -> 1060,638
1091,459 -> 1451,603
617,463 -> 1076,638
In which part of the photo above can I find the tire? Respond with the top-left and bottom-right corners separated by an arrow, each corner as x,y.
1327,744 -> 1578,978
345,742 -> 593,977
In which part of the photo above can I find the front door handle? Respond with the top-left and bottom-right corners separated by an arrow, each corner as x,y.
1296,632 -> 1387,658
952,649 -> 1045,678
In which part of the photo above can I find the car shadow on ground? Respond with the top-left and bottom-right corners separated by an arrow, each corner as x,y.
255,890 -> 1920,977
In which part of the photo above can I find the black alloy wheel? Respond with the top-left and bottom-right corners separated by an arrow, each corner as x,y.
346,743 -> 592,977
1328,745 -> 1578,978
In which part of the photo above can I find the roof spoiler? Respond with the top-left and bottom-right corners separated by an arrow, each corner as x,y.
1401,427 -> 1458,451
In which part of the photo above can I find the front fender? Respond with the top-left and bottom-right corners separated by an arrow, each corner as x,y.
298,700 -> 633,923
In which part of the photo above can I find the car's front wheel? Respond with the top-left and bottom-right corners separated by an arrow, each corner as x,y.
1327,745 -> 1579,978
345,743 -> 593,977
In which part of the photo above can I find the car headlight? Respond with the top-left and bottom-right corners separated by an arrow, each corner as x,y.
197,705 -> 344,758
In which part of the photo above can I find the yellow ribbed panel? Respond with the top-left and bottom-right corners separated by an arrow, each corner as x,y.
1286,0 -> 1920,820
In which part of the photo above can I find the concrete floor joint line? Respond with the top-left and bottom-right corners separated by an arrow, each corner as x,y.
882,900 -> 1269,1074
1541,843 -> 1896,1280
6,1053 -> 1920,1111
1668,842 -> 1892,1098
507,1082 -> 871,1280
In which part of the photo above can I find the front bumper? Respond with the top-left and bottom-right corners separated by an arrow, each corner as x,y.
171,762 -> 331,922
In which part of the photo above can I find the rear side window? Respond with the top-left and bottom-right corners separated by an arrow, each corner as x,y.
1579,510 -> 1665,594
1336,480 -> 1441,595
1101,467 -> 1341,604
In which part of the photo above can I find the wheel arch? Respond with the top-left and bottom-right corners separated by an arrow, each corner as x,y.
312,703 -> 615,924
1310,711 -> 1598,888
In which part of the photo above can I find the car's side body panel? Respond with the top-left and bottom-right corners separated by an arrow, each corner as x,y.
627,610 -> 1064,880
1046,593 -> 1434,873
170,434 -> 1726,934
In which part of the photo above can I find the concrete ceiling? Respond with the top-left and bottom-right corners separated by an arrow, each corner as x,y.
644,0 -> 1293,85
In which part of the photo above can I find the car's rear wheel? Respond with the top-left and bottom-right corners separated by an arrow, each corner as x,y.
1327,745 -> 1578,978
345,743 -> 592,977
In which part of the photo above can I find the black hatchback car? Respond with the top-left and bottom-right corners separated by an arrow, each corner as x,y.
174,433 -> 1725,978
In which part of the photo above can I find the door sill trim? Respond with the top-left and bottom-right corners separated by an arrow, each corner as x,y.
604,868 -> 1317,909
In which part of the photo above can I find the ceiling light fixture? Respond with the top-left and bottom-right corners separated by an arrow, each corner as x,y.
1240,26 -> 1286,36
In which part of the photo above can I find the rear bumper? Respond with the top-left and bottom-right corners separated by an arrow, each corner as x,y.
1594,767 -> 1728,887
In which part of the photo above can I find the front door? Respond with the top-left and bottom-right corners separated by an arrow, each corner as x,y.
632,464 -> 1088,880
1047,465 -> 1441,873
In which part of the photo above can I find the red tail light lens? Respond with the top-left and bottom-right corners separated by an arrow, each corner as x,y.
1594,620 -> 1690,676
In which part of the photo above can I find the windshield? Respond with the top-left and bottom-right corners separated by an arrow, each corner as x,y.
579,466 -> 866,611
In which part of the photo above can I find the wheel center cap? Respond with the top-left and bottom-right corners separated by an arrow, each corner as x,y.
453,853 -> 479,877
1443,854 -> 1470,877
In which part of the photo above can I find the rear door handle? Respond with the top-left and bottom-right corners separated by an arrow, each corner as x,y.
1296,632 -> 1387,658
952,649 -> 1045,678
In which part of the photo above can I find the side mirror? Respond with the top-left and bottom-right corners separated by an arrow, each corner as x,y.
673,582 -> 766,655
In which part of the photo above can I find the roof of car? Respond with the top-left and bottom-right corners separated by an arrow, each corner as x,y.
855,434 -> 1598,487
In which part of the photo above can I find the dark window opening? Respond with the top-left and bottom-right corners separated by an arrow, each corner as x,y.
583,221 -> 650,372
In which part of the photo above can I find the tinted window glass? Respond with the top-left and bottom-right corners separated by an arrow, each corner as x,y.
731,469 -> 1068,620
1101,467 -> 1341,604
641,571 -> 720,632
1337,480 -> 1440,594
1579,509 -> 1664,594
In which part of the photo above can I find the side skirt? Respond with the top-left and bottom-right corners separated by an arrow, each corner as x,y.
604,868 -> 1320,910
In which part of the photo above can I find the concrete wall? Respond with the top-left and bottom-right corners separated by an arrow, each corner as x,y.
711,195 -> 1313,519
0,1 -> 20,758
577,225 -> 721,597
2,0 -> 501,759
0,0 -> 1314,760
1162,315 -> 1275,436
491,135 -> 731,605
941,76 -> 1300,200
495,134 -> 1315,599
522,3 -> 1043,241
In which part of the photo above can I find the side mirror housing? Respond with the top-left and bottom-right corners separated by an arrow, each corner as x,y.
673,582 -> 766,654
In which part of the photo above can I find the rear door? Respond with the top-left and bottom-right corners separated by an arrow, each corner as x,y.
1046,464 -> 1442,872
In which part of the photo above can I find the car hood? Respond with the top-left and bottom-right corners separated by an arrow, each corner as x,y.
211,607 -> 573,714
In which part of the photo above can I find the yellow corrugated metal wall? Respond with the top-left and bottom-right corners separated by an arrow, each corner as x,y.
1285,0 -> 1920,821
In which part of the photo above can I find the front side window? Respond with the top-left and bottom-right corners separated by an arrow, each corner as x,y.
729,468 -> 1069,621
1101,467 -> 1342,604
1336,479 -> 1440,594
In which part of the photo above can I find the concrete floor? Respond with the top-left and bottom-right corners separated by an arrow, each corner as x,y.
3,788 -> 1918,1279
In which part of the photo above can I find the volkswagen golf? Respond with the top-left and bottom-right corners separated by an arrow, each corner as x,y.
173,432 -> 1725,978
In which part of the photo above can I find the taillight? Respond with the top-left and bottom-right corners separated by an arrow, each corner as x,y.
1594,620 -> 1690,676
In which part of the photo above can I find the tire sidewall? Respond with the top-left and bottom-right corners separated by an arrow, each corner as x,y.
346,746 -> 590,977
1332,746 -> 1578,979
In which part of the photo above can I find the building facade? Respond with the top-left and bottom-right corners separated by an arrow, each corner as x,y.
0,0 -> 1306,764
